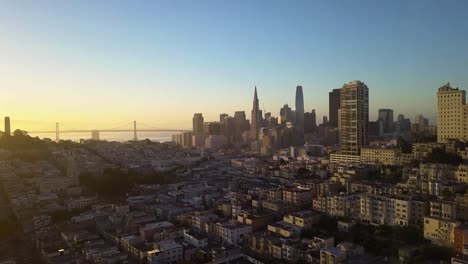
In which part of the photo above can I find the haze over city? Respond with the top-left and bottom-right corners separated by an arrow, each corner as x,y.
2,0 -> 468,131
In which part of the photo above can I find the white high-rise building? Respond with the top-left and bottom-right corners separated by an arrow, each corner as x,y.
339,80 -> 369,156
437,82 -> 467,143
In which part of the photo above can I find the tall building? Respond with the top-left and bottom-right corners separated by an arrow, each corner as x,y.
378,109 -> 394,133
250,86 -> 262,140
204,122 -> 221,136
91,130 -> 100,140
192,113 -> 204,136
280,104 -> 293,127
339,80 -> 369,156
329,89 -> 341,128
304,109 -> 317,133
295,85 -> 305,133
414,114 -> 429,132
323,116 -> 328,126
4,117 -> 10,137
181,131 -> 193,147
220,113 -> 229,122
397,114 -> 411,132
234,111 -> 247,143
437,82 -> 467,143
221,116 -> 235,143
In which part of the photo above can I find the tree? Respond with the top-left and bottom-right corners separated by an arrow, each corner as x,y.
397,137 -> 413,154
296,167 -> 311,179
13,129 -> 28,137
424,147 -> 462,165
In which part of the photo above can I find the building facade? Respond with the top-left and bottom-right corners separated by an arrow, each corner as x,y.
437,82 -> 467,143
339,80 -> 369,156
192,113 -> 204,136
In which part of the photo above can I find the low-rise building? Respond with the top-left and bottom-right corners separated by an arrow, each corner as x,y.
424,216 -> 460,247
213,221 -> 252,246
282,187 -> 313,206
283,210 -> 320,229
360,147 -> 401,165
147,240 -> 183,264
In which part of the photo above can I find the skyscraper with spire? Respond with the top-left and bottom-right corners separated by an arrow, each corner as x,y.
295,85 -> 305,133
250,86 -> 262,140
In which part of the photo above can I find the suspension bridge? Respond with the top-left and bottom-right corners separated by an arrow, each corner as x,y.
23,121 -> 190,141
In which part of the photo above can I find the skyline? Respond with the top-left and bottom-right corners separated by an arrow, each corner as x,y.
2,0 -> 468,131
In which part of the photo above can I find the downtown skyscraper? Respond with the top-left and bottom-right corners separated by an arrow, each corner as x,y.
4,117 -> 10,137
250,86 -> 262,140
329,88 -> 341,128
339,80 -> 369,156
192,113 -> 204,135
295,85 -> 304,133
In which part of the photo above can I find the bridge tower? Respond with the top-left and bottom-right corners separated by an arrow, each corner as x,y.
55,122 -> 59,142
133,120 -> 137,141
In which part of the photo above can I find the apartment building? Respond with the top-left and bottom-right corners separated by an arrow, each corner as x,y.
456,165 -> 468,183
437,83 -> 467,143
360,194 -> 427,226
147,240 -> 183,264
214,221 -> 252,245
360,147 -> 401,165
424,216 -> 460,247
313,193 -> 361,219
283,210 -> 321,229
282,187 -> 313,206
429,200 -> 457,221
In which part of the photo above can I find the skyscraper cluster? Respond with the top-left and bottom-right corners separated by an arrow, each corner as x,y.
173,85 -> 315,153
172,80 -> 467,156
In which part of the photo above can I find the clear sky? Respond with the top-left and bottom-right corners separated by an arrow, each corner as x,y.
1,0 -> 468,131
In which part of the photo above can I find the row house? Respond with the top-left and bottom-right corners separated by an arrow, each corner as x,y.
359,194 -> 428,226
313,193 -> 361,219
282,187 -> 313,206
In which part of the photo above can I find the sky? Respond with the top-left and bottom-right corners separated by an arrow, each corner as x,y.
1,0 -> 468,131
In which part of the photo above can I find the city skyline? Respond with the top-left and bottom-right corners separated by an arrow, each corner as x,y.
2,0 -> 468,131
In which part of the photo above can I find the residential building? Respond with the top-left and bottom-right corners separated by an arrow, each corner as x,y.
456,165 -> 468,183
147,240 -> 183,264
360,147 -> 401,165
214,221 -> 252,246
437,82 -> 467,143
282,187 -> 313,206
339,80 -> 369,156
283,210 -> 321,229
424,216 -> 460,247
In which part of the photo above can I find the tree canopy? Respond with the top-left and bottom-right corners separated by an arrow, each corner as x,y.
79,168 -> 177,197
424,147 -> 463,165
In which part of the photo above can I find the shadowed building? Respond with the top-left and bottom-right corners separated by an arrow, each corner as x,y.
192,113 -> 204,136
378,109 -> 394,134
4,117 -> 10,137
329,89 -> 341,128
280,104 -> 293,127
304,109 -> 317,133
234,111 -> 248,143
295,85 -> 305,133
